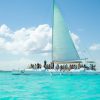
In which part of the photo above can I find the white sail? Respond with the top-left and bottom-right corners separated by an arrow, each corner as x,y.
52,1 -> 80,62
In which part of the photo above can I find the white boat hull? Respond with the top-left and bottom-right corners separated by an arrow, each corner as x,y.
12,69 -> 100,75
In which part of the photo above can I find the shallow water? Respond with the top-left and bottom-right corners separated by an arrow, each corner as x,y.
0,72 -> 100,100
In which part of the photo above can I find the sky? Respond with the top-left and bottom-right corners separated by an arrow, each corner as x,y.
0,0 -> 100,70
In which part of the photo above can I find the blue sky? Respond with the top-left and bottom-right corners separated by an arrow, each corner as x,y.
0,0 -> 100,70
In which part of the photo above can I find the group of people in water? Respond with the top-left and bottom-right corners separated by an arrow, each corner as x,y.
29,60 -> 96,71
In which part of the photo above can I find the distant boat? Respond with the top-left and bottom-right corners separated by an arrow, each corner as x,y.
12,0 -> 98,75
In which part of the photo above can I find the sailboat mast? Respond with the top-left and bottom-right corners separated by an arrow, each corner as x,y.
52,0 -> 55,62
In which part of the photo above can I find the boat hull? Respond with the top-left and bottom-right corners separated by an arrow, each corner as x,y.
12,69 -> 100,75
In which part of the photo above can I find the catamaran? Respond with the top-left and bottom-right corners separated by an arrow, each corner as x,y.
12,0 -> 98,75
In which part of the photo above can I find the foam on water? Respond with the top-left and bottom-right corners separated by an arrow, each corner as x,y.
0,72 -> 100,100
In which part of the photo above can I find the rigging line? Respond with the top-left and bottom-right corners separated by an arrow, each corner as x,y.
79,42 -> 95,61
84,47 -> 95,61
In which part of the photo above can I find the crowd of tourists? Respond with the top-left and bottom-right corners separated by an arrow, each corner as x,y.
29,60 -> 96,71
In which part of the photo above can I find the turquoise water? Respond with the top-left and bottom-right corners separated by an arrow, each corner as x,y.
0,72 -> 100,100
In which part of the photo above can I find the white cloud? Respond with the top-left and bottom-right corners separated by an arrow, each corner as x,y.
89,44 -> 100,51
0,24 -> 80,55
0,24 -> 52,55
0,24 -> 10,33
71,33 -> 80,49
0,58 -> 34,70
0,37 -> 5,48
0,24 -> 13,38
43,43 -> 52,51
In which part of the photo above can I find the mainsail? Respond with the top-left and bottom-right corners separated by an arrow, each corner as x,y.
52,1 -> 80,62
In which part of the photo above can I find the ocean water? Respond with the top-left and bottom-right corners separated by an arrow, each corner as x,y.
0,72 -> 100,100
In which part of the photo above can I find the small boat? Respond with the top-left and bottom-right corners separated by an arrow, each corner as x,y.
12,68 -> 47,75
12,69 -> 22,75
